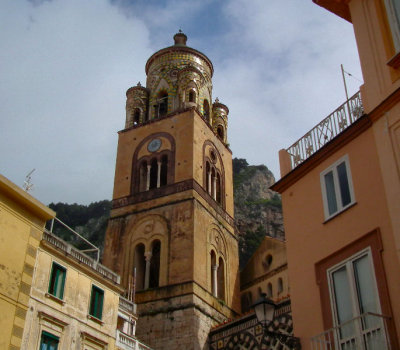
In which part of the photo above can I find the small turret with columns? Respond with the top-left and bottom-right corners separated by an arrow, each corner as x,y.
124,31 -> 229,144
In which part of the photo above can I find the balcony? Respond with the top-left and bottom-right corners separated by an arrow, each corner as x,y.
116,330 -> 152,350
311,312 -> 392,350
285,91 -> 364,172
42,230 -> 120,284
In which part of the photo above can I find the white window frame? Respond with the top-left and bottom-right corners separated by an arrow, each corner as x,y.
326,248 -> 386,349
320,155 -> 355,220
384,0 -> 400,53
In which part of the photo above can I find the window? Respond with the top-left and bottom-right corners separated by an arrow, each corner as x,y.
203,99 -> 210,123
157,92 -> 168,117
149,240 -> 161,288
277,278 -> 283,294
217,125 -> 224,141
48,262 -> 66,300
89,285 -> 104,320
328,249 -> 386,349
40,331 -> 59,350
267,283 -> 273,298
384,0 -> 400,52
320,155 -> 355,219
188,90 -> 196,103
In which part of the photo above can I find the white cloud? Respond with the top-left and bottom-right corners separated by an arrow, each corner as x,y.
212,0 -> 362,178
0,0 -> 363,205
0,0 -> 151,204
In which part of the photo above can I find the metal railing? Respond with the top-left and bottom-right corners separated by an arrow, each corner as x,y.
116,330 -> 152,350
48,217 -> 100,261
287,91 -> 364,170
311,312 -> 391,350
42,230 -> 120,284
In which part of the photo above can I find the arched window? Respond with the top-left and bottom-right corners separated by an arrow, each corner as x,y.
278,278 -> 283,294
188,90 -> 196,103
206,162 -> 211,194
264,254 -> 273,270
149,240 -> 161,288
149,158 -> 158,189
217,125 -> 224,141
211,250 -> 217,297
203,100 -> 210,123
157,91 -> 168,117
134,244 -> 145,291
217,257 -> 225,301
216,173 -> 221,204
211,167 -> 216,200
139,161 -> 147,192
160,155 -> 168,186
267,283 -> 273,298
258,287 -> 263,297
133,108 -> 140,125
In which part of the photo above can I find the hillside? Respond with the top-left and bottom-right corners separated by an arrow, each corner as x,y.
48,158 -> 284,268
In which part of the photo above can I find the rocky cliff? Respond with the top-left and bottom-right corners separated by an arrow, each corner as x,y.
232,158 -> 284,268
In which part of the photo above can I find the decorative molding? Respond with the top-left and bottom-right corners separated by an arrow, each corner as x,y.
112,179 -> 234,227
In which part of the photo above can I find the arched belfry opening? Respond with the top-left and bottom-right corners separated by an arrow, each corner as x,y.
149,240 -> 161,288
134,243 -> 146,291
203,99 -> 210,123
157,91 -> 168,117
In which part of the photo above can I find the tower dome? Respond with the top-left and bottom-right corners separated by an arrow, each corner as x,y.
144,31 -> 214,121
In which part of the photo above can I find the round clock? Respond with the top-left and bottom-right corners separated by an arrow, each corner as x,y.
147,138 -> 161,152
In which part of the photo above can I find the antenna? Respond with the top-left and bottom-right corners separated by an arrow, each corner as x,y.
23,168 -> 35,192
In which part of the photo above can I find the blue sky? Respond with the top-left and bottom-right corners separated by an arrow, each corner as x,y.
0,0 -> 362,205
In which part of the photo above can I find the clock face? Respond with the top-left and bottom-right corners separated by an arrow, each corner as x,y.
147,138 -> 161,152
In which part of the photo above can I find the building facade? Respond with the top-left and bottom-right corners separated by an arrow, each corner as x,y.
102,32 -> 240,350
272,0 -> 400,349
240,237 -> 289,314
0,174 -> 55,350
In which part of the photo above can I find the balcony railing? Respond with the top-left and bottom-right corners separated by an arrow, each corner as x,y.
311,312 -> 391,350
116,330 -> 152,350
119,295 -> 137,315
42,230 -> 120,284
286,91 -> 364,170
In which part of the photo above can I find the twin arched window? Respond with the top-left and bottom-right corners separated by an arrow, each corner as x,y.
205,161 -> 222,204
134,240 -> 161,291
210,250 -> 225,301
138,155 -> 169,192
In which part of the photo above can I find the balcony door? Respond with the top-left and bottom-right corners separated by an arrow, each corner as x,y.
328,249 -> 387,350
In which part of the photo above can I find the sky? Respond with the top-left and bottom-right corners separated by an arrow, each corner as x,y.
0,0 -> 363,205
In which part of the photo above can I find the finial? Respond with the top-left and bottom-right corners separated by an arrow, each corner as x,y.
215,97 -> 219,103
174,30 -> 187,46
137,81 -> 142,87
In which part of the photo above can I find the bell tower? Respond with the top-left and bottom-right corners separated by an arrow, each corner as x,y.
103,31 -> 240,350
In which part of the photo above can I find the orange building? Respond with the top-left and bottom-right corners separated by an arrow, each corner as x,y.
272,0 -> 400,349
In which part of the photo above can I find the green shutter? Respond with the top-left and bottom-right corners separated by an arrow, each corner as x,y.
49,263 -> 66,299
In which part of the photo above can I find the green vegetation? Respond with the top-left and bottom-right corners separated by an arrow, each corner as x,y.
238,225 -> 266,268
47,200 -> 111,256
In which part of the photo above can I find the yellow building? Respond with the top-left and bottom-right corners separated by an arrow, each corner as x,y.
272,0 -> 400,348
1,173 -> 151,350
103,31 -> 240,349
0,174 -> 55,350
240,237 -> 289,313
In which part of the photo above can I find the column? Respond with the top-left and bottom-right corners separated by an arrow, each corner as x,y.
212,264 -> 218,297
144,251 -> 152,289
212,175 -> 217,200
207,170 -> 212,195
157,161 -> 161,188
146,165 -> 151,191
